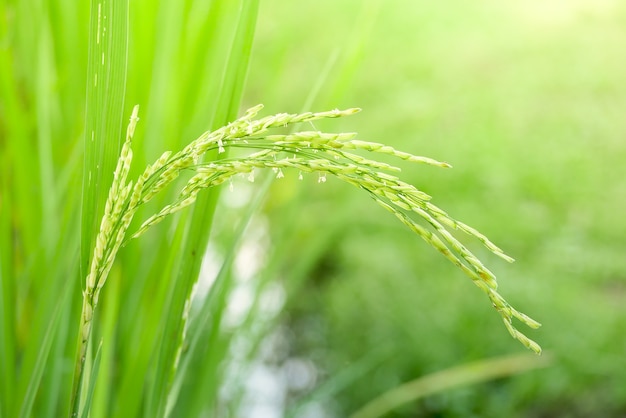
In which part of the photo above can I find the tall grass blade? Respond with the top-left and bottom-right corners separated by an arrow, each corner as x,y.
80,0 -> 130,278
0,146 -> 14,418
90,266 -> 122,418
79,341 -> 103,418
350,353 -> 552,418
74,0 -> 129,414
147,1 -> 259,416
175,3 -> 260,415
17,290 -> 70,418
40,292 -> 73,418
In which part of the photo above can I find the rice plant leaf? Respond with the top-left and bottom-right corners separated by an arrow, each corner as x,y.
39,290 -> 73,418
17,288 -> 70,418
0,133 -> 15,418
79,341 -> 104,418
80,0 -> 130,280
74,0 -> 129,413
112,0 -> 188,399
90,266 -> 122,418
350,353 -> 552,418
147,1 -> 259,416
0,204 -> 13,418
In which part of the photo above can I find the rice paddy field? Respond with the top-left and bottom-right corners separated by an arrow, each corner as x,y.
2,0 -> 626,417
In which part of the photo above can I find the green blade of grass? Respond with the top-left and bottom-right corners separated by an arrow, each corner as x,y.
40,290 -> 73,418
39,203 -> 82,418
74,0 -> 129,413
17,287 -> 72,418
112,232 -> 187,418
145,1 -> 259,416
13,224 -> 81,418
350,353 -> 552,418
79,341 -> 104,418
0,55 -> 16,412
0,162 -> 13,418
90,265 -> 122,418
80,0 -> 130,279
140,0 -> 185,158
174,4 -> 260,414
111,14 -> 195,414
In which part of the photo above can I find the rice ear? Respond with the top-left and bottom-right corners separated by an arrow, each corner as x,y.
73,103 -> 541,417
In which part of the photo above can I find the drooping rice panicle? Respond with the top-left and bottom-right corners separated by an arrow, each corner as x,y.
75,103 -> 541,404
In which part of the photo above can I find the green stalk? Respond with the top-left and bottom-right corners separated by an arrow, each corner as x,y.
350,353 -> 552,418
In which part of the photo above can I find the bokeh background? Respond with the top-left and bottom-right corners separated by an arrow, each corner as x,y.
237,0 -> 626,416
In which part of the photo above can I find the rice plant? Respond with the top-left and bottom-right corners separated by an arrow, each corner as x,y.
1,0 -> 541,416
69,102 -> 540,415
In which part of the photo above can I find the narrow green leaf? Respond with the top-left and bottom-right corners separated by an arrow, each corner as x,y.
0,173 -> 13,418
147,1 -> 259,416
350,353 -> 552,418
79,341 -> 104,418
80,0 -> 130,279
0,68 -> 16,414
90,266 -> 122,418
40,289 -> 73,418
18,287 -> 71,418
74,0 -> 129,413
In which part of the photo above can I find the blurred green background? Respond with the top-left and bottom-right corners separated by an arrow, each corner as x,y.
241,0 -> 626,416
